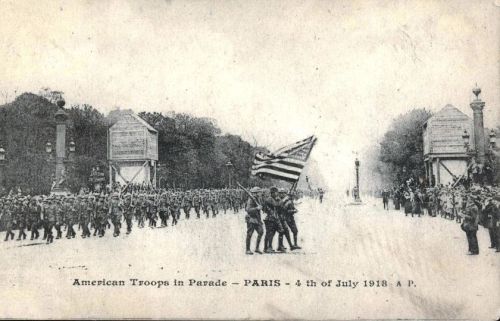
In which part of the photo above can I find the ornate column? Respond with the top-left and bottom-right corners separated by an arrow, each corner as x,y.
470,86 -> 486,165
54,100 -> 68,192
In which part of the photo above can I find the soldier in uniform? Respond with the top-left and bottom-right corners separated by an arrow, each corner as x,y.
275,188 -> 293,252
493,194 -> 500,252
147,194 -> 157,228
95,196 -> 108,237
278,188 -> 301,250
109,193 -> 123,237
245,187 -> 263,255
262,187 -> 283,253
158,193 -> 168,227
16,197 -> 28,241
54,197 -> 64,239
2,198 -> 15,241
170,193 -> 180,225
202,191 -> 210,218
483,193 -> 498,250
28,197 -> 41,240
461,193 -> 480,255
318,188 -> 325,203
208,191 -> 216,218
192,191 -> 201,219
135,194 -> 145,228
181,192 -> 191,220
66,196 -> 77,239
45,198 -> 57,244
123,193 -> 134,233
138,194 -> 148,228
81,195 -> 93,238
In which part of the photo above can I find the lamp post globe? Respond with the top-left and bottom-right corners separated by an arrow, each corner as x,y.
45,142 -> 52,154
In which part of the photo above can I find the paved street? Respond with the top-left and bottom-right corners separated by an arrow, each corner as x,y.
0,195 -> 498,319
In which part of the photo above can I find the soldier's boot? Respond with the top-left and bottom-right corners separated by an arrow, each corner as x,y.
292,234 -> 301,249
277,236 -> 286,252
17,229 -> 23,241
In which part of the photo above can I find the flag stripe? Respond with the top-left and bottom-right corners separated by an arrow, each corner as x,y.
251,163 -> 302,176
251,168 -> 299,182
254,154 -> 306,167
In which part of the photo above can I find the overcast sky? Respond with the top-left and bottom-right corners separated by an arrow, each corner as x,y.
1,0 -> 499,190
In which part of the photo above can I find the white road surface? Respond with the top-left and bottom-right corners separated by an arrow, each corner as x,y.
0,194 -> 498,319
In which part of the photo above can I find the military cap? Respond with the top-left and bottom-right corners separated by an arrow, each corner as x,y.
250,187 -> 261,193
278,188 -> 287,194
270,186 -> 278,193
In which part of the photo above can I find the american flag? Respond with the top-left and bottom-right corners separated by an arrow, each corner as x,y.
251,135 -> 317,182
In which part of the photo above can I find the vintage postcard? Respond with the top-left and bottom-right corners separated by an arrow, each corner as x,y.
0,0 -> 499,320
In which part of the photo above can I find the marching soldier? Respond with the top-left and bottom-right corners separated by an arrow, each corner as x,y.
262,187 -> 283,253
28,197 -> 41,240
245,187 -> 263,255
109,193 -> 123,237
202,191 -> 210,218
158,193 -> 168,227
181,192 -> 191,219
80,195 -> 93,238
44,198 -> 57,244
136,194 -> 145,228
170,193 -> 180,225
147,194 -> 157,228
54,197 -> 64,239
2,198 -> 15,241
276,189 -> 293,252
66,196 -> 77,239
16,197 -> 28,241
123,193 -> 134,233
192,192 -> 201,219
95,196 -> 108,237
278,188 -> 300,251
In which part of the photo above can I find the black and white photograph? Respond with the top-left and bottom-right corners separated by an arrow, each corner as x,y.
0,0 -> 499,320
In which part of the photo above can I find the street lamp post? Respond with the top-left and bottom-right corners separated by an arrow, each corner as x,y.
489,129 -> 496,150
225,161 -> 233,188
353,158 -> 362,203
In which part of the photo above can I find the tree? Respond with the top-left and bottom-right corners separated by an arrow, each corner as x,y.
378,109 -> 433,186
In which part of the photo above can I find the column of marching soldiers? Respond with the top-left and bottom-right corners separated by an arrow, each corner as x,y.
381,182 -> 500,255
0,186 -> 309,254
0,188 -> 249,244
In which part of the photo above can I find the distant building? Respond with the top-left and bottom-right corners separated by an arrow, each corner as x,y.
423,104 -> 472,186
423,104 -> 493,186
107,111 -> 158,188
